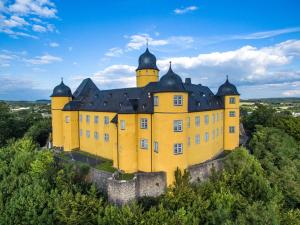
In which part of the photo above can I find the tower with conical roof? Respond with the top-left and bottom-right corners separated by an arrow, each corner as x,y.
51,79 -> 72,148
136,46 -> 159,87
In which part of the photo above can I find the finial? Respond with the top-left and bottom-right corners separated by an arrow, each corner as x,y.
226,75 -> 229,81
61,77 -> 63,83
169,61 -> 172,67
146,38 -> 149,48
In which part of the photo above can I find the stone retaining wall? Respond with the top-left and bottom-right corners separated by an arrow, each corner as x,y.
86,167 -> 112,192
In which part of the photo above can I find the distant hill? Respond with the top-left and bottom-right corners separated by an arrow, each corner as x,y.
241,97 -> 300,103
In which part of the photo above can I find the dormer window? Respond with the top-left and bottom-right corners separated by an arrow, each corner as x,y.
173,95 -> 183,106
229,97 -> 236,104
154,96 -> 159,106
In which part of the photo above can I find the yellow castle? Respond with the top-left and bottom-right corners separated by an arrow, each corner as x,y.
51,48 -> 240,184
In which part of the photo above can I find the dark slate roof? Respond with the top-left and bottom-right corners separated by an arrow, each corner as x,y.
63,74 -> 227,113
216,77 -> 240,96
136,48 -> 159,71
51,80 -> 72,97
158,63 -> 185,92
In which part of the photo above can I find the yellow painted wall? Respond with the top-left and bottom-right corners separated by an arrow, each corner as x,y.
136,69 -> 158,87
51,97 -> 71,147
224,96 -> 240,150
63,111 -> 79,151
78,111 -> 117,160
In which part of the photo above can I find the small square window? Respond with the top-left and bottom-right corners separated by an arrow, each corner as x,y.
140,139 -> 148,149
65,116 -> 70,123
173,95 -> 183,106
154,96 -> 159,106
104,116 -> 109,125
205,132 -> 209,142
187,117 -> 190,128
94,116 -> 99,124
195,134 -> 200,144
79,115 -> 82,123
154,141 -> 158,153
195,116 -> 200,127
140,118 -> 148,129
120,120 -> 125,130
229,97 -> 236,104
204,115 -> 209,125
104,133 -> 109,142
79,129 -> 83,137
86,130 -> 90,138
229,111 -> 236,117
86,115 -> 90,123
229,126 -> 235,133
187,137 -> 191,146
174,143 -> 183,155
94,131 -> 99,140
173,120 -> 183,132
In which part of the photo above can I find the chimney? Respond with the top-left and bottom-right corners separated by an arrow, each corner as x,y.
185,78 -> 191,85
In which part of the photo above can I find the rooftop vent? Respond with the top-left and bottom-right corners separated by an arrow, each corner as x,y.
185,78 -> 191,85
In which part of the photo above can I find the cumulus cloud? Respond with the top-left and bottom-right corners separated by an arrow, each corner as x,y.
0,0 -> 57,38
105,47 -> 124,57
174,6 -> 198,15
25,54 -> 62,64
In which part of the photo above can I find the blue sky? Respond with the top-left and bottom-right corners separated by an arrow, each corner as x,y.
0,0 -> 300,100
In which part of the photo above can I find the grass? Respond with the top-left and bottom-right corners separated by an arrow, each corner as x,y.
95,160 -> 117,173
116,173 -> 135,180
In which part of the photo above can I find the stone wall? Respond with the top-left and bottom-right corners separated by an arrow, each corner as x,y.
86,167 -> 112,192
188,158 -> 224,183
107,178 -> 137,205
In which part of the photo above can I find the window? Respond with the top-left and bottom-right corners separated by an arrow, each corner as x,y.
205,132 -> 209,142
187,117 -> 190,128
195,116 -> 200,127
120,120 -> 125,130
221,112 -> 224,120
104,133 -> 109,142
104,116 -> 109,125
154,141 -> 158,153
212,114 -> 215,123
229,97 -> 236,104
229,111 -> 236,117
154,96 -> 159,106
140,118 -> 148,129
229,126 -> 235,133
204,115 -> 209,125
173,95 -> 183,106
86,130 -> 90,138
140,139 -> 148,149
86,115 -> 90,123
79,115 -> 82,123
187,137 -> 191,146
173,143 -> 183,155
216,113 -> 219,122
94,116 -> 99,124
173,120 -> 183,132
65,116 -> 70,123
80,129 -> 83,137
195,134 -> 200,144
94,131 -> 99,140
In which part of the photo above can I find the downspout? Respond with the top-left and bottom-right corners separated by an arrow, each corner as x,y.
150,113 -> 153,172
77,111 -> 80,150
116,119 -> 119,169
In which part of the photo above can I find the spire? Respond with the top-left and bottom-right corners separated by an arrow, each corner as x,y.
61,77 -> 64,83
146,38 -> 149,49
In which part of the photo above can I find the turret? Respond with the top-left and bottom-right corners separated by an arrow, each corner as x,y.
136,47 -> 159,87
217,76 -> 240,150
51,79 -> 72,148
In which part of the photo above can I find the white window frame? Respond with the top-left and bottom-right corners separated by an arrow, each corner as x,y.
140,139 -> 148,149
195,134 -> 200,144
79,129 -> 83,137
173,120 -> 183,132
229,111 -> 236,117
173,143 -> 183,155
104,116 -> 109,125
140,118 -> 148,129
195,116 -> 200,127
104,133 -> 109,142
229,126 -> 235,133
86,115 -> 90,123
120,120 -> 125,130
154,96 -> 159,106
65,116 -> 70,123
173,95 -> 183,106
94,131 -> 99,140
94,115 -> 99,124
86,130 -> 90,138
154,141 -> 158,153
204,115 -> 209,125
229,97 -> 236,104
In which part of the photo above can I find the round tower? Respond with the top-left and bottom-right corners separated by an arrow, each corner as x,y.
51,79 -> 72,148
136,47 -> 159,87
217,76 -> 240,151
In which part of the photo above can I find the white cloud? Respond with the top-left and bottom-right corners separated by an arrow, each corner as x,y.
32,24 -> 46,32
2,15 -> 28,28
49,42 -> 59,47
174,6 -> 198,15
105,47 -> 124,57
25,54 -> 62,65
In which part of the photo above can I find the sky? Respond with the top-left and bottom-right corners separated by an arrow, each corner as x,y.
0,0 -> 300,100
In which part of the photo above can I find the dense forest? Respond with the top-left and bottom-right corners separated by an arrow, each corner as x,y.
0,102 -> 299,224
